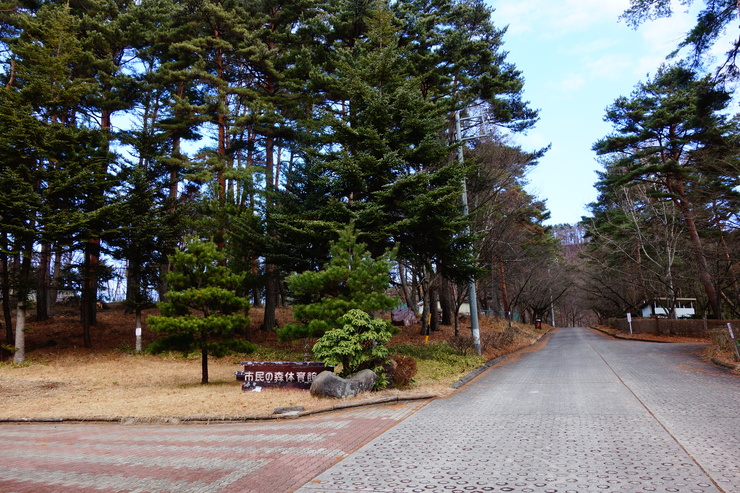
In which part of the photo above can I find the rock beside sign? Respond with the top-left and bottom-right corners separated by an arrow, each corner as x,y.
310,369 -> 378,399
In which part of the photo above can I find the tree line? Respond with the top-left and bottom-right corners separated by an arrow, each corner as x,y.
1,0 -> 561,361
581,64 -> 740,322
573,1 -> 740,322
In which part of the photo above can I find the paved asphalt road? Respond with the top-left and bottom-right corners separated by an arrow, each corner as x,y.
1,327 -> 738,493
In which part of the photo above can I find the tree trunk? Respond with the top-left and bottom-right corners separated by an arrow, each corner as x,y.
36,241 -> 51,321
13,303 -> 25,364
419,271 -> 431,335
13,251 -> 32,364
1,248 -> 12,356
398,263 -> 415,311
80,100 -> 113,346
251,259 -> 262,307
159,82 -> 185,303
439,276 -> 454,325
498,260 -> 510,317
419,289 -> 430,335
671,180 -> 722,318
718,224 -> 740,311
261,270 -> 279,331
125,261 -> 134,314
81,239 -> 99,348
261,133 -> 278,331
201,344 -> 209,385
51,247 -> 63,308
430,286 -> 440,331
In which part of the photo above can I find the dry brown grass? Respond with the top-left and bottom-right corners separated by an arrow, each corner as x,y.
1,305 -> 543,420
0,351 -> 443,419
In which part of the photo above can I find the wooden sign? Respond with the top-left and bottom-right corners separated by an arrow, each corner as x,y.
235,361 -> 334,391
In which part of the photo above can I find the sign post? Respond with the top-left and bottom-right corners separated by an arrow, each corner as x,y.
727,323 -> 740,361
626,313 -> 633,335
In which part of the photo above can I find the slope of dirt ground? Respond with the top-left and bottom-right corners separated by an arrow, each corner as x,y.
0,305 -> 547,420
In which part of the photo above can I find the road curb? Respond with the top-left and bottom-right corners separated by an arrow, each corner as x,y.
0,393 -> 438,425
450,354 -> 508,389
451,327 -> 555,389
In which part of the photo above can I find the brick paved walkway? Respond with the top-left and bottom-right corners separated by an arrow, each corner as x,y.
0,400 -> 428,493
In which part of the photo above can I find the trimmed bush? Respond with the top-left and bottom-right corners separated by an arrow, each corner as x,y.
312,309 -> 394,381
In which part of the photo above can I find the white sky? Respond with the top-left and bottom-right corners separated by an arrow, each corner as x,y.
487,0 -> 735,225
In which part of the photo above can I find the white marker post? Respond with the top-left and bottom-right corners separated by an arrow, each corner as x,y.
135,327 -> 142,353
727,323 -> 740,361
627,312 -> 633,335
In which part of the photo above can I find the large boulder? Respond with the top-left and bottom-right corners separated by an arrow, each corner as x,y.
310,369 -> 378,399
391,307 -> 417,326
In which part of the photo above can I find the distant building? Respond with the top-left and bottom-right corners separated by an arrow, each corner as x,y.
417,301 -> 471,316
638,298 -> 696,318
7,289 -> 78,303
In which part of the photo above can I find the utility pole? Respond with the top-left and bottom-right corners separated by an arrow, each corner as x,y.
454,110 -> 481,355
550,294 -> 556,327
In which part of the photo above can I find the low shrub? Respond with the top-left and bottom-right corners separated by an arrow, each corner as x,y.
312,309 -> 394,379
710,328 -> 732,352
446,336 -> 474,355
480,328 -> 516,351
445,327 -> 517,356
385,354 -> 418,388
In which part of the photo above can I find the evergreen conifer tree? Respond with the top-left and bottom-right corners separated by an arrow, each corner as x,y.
593,64 -> 740,319
148,239 -> 253,384
278,224 -> 397,341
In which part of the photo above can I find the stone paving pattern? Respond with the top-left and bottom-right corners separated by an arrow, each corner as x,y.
1,327 -> 737,493
0,401 -> 427,493
297,327 -> 739,493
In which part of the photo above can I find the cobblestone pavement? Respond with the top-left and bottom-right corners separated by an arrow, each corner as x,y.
2,328 -> 738,493
0,401 -> 427,493
297,327 -> 739,493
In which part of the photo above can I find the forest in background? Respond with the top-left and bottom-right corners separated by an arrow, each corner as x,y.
1,0 -> 739,362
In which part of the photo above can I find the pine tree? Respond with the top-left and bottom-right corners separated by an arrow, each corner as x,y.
278,224 -> 397,341
312,308 -> 394,378
622,0 -> 740,77
148,239 -> 252,384
593,64 -> 740,319
4,1 -> 129,345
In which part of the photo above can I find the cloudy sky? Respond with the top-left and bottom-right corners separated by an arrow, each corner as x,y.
486,0 -> 731,225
